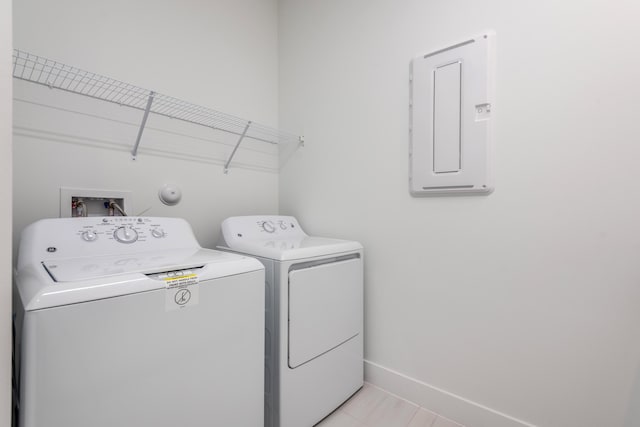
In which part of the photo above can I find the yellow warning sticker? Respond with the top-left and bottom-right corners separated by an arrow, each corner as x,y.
165,273 -> 199,311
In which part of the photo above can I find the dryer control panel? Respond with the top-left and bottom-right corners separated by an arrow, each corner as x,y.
221,215 -> 307,243
219,215 -> 363,261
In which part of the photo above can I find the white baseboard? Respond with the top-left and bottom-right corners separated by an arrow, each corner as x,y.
364,360 -> 537,427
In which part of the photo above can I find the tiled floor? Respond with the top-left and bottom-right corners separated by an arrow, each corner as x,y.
316,383 -> 465,427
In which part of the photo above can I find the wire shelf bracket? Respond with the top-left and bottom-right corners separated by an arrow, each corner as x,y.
224,121 -> 251,174
131,91 -> 155,160
12,49 -> 303,171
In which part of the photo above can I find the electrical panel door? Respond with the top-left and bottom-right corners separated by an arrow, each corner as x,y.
410,32 -> 496,196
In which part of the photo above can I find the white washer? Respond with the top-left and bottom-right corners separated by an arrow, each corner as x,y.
13,217 -> 265,427
218,215 -> 364,427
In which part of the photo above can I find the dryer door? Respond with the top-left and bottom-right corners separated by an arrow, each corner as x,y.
288,257 -> 363,368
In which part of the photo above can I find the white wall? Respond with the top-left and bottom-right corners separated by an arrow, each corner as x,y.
12,0 -> 281,255
278,1 -> 640,426
1,0 -> 13,424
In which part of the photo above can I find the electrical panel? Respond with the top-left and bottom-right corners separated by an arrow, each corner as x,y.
409,32 -> 495,196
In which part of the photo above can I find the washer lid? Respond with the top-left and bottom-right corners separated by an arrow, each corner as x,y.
15,248 -> 263,311
42,248 -> 217,282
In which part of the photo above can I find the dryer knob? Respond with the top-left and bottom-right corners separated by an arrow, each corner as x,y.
261,221 -> 276,233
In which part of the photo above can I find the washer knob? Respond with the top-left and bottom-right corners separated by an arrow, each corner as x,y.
114,226 -> 138,243
261,221 -> 276,233
279,221 -> 288,230
151,228 -> 165,238
82,230 -> 98,242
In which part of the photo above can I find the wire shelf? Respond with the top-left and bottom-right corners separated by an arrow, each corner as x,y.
12,49 -> 302,169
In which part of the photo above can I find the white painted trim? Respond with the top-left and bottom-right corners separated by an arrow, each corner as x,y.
1,0 -> 12,425
364,360 -> 537,427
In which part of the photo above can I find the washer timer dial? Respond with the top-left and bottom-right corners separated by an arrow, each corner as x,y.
113,226 -> 138,244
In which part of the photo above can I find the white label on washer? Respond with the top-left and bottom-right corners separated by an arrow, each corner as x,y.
164,273 -> 199,311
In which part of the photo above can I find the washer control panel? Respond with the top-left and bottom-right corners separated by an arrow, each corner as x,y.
19,217 -> 200,264
75,217 -> 169,244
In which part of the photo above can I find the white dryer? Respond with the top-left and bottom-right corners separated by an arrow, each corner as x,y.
13,217 -> 265,427
218,215 -> 364,427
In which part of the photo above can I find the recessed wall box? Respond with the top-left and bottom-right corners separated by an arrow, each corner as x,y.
409,32 -> 495,196
60,187 -> 133,217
